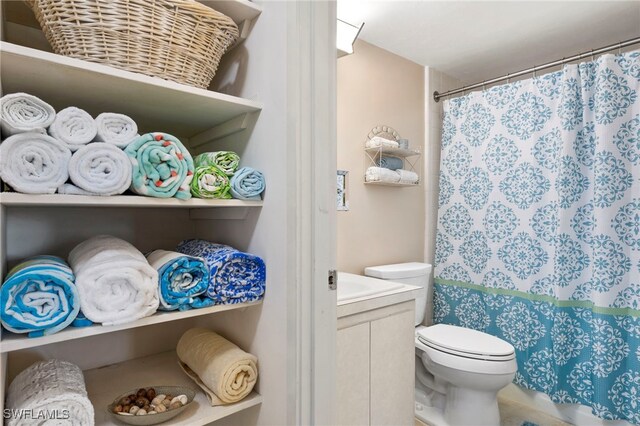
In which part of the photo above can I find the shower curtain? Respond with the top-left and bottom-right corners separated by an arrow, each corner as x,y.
435,51 -> 639,423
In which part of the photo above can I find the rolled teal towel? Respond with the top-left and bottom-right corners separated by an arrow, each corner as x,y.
125,132 -> 194,200
230,167 -> 265,200
378,156 -> 403,170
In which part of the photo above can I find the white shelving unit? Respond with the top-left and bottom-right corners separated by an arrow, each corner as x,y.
364,145 -> 422,187
0,1 -> 266,424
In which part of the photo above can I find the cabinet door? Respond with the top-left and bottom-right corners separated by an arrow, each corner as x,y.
370,310 -> 415,426
337,322 -> 370,426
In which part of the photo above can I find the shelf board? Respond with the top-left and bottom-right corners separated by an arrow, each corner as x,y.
199,0 -> 262,25
0,42 -> 262,141
0,193 -> 263,209
364,146 -> 421,158
85,351 -> 262,426
364,181 -> 420,187
0,301 -> 261,353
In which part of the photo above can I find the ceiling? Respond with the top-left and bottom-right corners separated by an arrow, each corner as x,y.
337,1 -> 640,84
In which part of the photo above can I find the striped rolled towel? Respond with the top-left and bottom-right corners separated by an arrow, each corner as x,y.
191,164 -> 231,199
48,107 -> 98,151
64,142 -> 132,196
230,167 -> 265,200
0,93 -> 56,136
125,132 -> 194,199
94,112 -> 138,148
194,151 -> 240,176
0,133 -> 71,194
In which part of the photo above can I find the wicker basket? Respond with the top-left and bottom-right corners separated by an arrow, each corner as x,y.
25,0 -> 239,89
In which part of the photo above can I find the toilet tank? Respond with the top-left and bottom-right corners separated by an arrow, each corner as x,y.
364,262 -> 433,326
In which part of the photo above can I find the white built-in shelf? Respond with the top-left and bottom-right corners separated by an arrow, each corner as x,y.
0,301 -> 261,353
199,0 -> 262,24
0,42 -> 262,145
85,350 -> 262,426
364,181 -> 420,187
0,193 -> 263,209
364,146 -> 421,158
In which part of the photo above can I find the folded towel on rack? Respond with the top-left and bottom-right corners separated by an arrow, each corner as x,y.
6,359 -> 94,426
177,328 -> 258,406
93,112 -> 138,148
190,164 -> 232,199
0,133 -> 71,194
65,142 -> 132,196
125,132 -> 194,200
194,151 -> 240,176
230,167 -> 265,201
0,256 -> 80,337
0,93 -> 56,137
365,136 -> 399,149
398,169 -> 419,184
177,239 -> 266,304
365,166 -> 400,183
68,235 -> 159,325
377,156 -> 403,170
146,250 -> 213,311
48,107 -> 98,151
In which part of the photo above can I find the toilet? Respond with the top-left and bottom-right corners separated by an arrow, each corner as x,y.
364,263 -> 517,426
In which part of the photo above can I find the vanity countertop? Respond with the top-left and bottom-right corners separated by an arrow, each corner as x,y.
337,283 -> 421,318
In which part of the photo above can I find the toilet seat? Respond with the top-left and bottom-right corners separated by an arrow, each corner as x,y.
417,323 -> 515,360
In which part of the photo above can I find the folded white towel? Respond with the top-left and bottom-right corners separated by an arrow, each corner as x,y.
365,136 -> 399,149
68,235 -> 159,325
48,107 -> 98,151
66,142 -> 132,196
0,93 -> 56,137
94,112 -> 138,148
6,359 -> 94,426
57,183 -> 100,196
0,133 -> 71,194
398,169 -> 419,184
365,166 -> 400,183
177,328 -> 258,406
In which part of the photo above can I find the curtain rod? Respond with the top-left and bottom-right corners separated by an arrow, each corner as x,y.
433,36 -> 640,102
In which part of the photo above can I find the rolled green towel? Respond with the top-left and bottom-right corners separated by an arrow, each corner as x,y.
194,151 -> 240,176
191,165 -> 232,199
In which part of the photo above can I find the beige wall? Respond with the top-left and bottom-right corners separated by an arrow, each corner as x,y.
337,40 -> 425,274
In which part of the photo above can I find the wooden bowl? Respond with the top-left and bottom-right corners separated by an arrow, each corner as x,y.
107,386 -> 196,425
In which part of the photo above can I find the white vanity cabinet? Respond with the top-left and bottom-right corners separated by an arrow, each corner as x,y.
337,293 -> 417,426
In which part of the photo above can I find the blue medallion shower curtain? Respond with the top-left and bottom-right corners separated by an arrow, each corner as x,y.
434,51 -> 640,423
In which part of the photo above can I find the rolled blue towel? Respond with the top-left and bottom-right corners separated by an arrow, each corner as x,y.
146,250 -> 213,311
177,239 -> 266,305
0,256 -> 80,337
230,167 -> 266,200
378,156 -> 404,170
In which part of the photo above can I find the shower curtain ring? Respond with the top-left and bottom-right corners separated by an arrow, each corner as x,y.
591,49 -> 595,61
619,41 -> 623,54
533,66 -> 537,78
506,73 -> 510,83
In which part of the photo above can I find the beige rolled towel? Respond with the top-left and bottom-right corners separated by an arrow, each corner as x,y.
177,328 -> 258,406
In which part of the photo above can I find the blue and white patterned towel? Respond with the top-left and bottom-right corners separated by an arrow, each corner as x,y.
177,240 -> 266,304
0,256 -> 80,337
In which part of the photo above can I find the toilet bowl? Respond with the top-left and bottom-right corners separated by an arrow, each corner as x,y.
364,263 -> 517,426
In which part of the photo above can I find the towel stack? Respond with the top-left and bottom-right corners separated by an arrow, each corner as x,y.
365,136 -> 418,185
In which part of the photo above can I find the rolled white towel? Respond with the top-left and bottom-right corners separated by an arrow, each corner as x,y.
66,142 -> 132,196
94,112 -> 138,148
48,107 -> 98,151
177,328 -> 258,406
6,359 -> 94,426
0,133 -> 71,194
57,183 -> 99,196
398,169 -> 419,184
68,235 -> 159,325
0,93 -> 56,137
365,136 -> 399,149
365,166 -> 400,183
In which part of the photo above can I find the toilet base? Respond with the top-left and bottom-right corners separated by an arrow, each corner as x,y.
414,385 -> 501,426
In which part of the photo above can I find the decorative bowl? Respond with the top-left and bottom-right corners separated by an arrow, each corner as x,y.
107,386 -> 196,425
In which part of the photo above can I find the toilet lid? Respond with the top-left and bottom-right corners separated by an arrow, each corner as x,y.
417,324 -> 515,360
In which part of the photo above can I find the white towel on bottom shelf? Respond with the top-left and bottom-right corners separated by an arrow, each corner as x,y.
48,106 -> 98,151
0,132 -> 72,194
365,136 -> 399,149
6,359 -> 94,426
66,142 -> 132,196
68,235 -> 159,326
94,112 -> 139,148
398,169 -> 419,184
365,166 -> 400,183
0,92 -> 56,137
